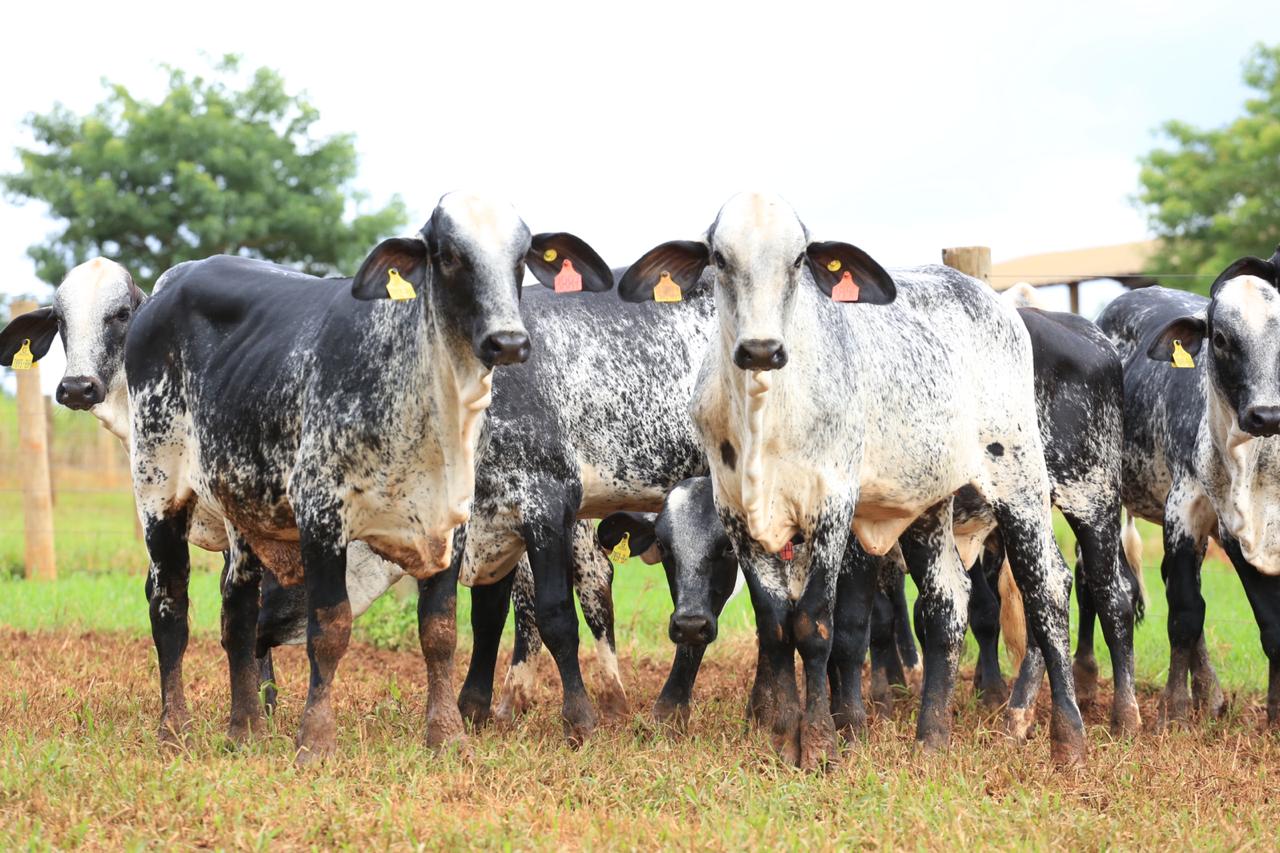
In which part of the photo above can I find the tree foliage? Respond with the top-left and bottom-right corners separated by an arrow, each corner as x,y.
1138,43 -> 1280,291
3,55 -> 406,289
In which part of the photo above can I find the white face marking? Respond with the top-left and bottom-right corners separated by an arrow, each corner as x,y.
710,192 -> 807,347
53,258 -> 136,431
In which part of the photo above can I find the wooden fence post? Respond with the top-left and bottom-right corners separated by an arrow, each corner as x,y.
941,246 -> 992,285
12,299 -> 56,580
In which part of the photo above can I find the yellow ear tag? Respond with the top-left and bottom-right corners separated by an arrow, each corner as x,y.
654,271 -> 683,303
385,268 -> 416,301
1171,340 -> 1195,369
826,259 -> 842,273
543,248 -> 558,263
609,531 -> 631,564
11,339 -> 34,370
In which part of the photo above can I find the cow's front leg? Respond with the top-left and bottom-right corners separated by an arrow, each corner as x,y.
295,523 -> 351,767
526,515 -> 597,746
654,557 -> 737,728
418,555 -> 466,750
143,507 -> 194,746
458,567 -> 516,729
827,538 -> 875,742
495,559 -> 542,724
901,501 -> 970,751
573,532 -> 628,723
1223,538 -> 1280,727
1159,523 -> 1209,728
220,540 -> 266,744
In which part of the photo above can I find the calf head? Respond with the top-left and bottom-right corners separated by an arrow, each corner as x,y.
619,193 -> 896,372
350,191 -> 613,368
1148,248 -> 1280,438
0,258 -> 142,424
598,478 -> 738,646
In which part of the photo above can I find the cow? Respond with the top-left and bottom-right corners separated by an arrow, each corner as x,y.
124,192 -> 612,764
618,193 -> 1085,768
1097,252 -> 1280,729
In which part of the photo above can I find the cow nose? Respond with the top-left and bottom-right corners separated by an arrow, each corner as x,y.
669,612 -> 717,645
55,376 -> 105,410
477,331 -> 531,367
1242,405 -> 1280,437
733,339 -> 787,371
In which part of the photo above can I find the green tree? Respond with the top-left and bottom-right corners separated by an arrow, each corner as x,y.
1137,43 -> 1280,293
3,55 -> 406,289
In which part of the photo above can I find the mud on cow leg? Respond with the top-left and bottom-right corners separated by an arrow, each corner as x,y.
419,557 -> 466,751
220,542 -> 266,744
144,508 -> 193,746
295,525 -> 352,768
458,568 -> 516,729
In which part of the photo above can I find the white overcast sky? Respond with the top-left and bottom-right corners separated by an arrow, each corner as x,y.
2,0 -> 1279,390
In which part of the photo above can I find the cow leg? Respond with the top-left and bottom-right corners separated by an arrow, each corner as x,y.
220,541 -> 266,744
526,520 -> 597,746
417,558 -> 466,751
891,572 -> 922,691
1191,634 -> 1227,718
654,558 -> 736,728
294,525 -> 351,767
258,652 -> 278,716
828,543 -> 875,741
902,501 -> 969,751
143,507 -> 193,745
1159,521 -> 1209,728
495,559 -> 542,725
969,545 -> 1008,709
868,586 -> 905,716
1072,558 -> 1099,708
574,533 -> 628,722
458,568 -> 516,729
255,568 -> 305,717
1069,512 -> 1140,735
995,500 -> 1085,766
1222,538 -> 1280,727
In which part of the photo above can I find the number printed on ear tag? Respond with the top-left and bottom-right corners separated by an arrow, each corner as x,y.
609,532 -> 631,564
1171,340 -> 1195,369
831,270 -> 860,303
779,541 -> 795,561
11,339 -> 33,370
385,268 -> 417,301
554,258 -> 583,293
654,271 -> 683,303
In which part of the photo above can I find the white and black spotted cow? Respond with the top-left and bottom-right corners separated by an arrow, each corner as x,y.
620,193 -> 1085,768
125,192 -> 612,764
1098,252 -> 1280,728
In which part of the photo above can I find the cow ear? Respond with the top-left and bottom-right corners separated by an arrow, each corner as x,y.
126,271 -> 145,308
1146,315 -> 1207,363
351,237 -> 430,301
618,241 -> 710,303
526,233 -> 614,292
1211,255 -> 1279,297
0,307 -> 58,367
806,242 -> 896,305
597,512 -> 660,563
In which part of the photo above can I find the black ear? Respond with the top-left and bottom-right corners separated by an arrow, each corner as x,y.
805,241 -> 897,305
0,307 -> 58,367
597,512 -> 658,558
526,233 -> 614,293
351,237 -> 430,301
1211,254 -> 1280,297
1146,315 -> 1207,363
617,241 -> 710,303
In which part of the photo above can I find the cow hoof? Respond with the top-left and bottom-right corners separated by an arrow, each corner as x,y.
905,665 -> 924,695
652,699 -> 691,733
157,711 -> 191,748
1049,712 -> 1087,768
562,695 -> 597,748
831,703 -> 867,740
1073,656 -> 1100,708
771,721 -> 802,767
494,688 -> 533,727
295,707 -> 337,766
1005,706 -> 1036,742
916,727 -> 950,753
977,677 -> 1009,711
1110,700 -> 1141,736
457,690 -> 493,730
293,742 -> 333,768
1192,676 -> 1226,719
226,713 -> 264,747
1157,686 -> 1191,731
800,714 -> 838,771
596,684 -> 630,725
426,706 -> 467,750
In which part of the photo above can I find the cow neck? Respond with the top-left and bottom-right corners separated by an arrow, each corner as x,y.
93,290 -> 148,444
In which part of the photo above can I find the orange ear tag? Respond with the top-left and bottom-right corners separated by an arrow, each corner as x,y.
653,271 -> 683,303
831,270 -> 860,303
779,541 -> 795,561
554,258 -> 583,293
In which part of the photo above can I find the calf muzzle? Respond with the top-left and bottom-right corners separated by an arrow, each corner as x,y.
733,338 -> 788,371
1241,405 -> 1280,438
476,331 -> 532,367
55,375 -> 105,410
669,611 -> 717,645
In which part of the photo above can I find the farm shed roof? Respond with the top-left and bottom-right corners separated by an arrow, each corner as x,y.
988,240 -> 1161,292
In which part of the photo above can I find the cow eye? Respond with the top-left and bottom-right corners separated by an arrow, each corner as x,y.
111,307 -> 130,323
712,250 -> 727,269
793,253 -> 805,269
1213,331 -> 1228,350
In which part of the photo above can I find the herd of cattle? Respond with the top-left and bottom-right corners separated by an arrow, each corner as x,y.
3,191 -> 1279,770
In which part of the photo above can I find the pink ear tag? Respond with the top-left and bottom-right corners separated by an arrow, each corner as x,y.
832,270 -> 860,303
554,258 -> 583,293
780,541 -> 795,561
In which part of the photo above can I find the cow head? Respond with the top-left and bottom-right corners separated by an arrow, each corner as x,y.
350,191 -> 613,368
598,478 -> 739,646
1147,248 -> 1280,438
619,193 -> 895,372
0,258 -> 142,423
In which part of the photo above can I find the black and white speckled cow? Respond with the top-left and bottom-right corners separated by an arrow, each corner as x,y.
1097,252 -> 1280,728
620,193 -> 1085,768
124,192 -> 612,764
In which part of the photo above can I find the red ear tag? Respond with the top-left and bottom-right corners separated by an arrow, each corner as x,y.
780,542 -> 795,561
832,270 -> 860,303
554,258 -> 583,293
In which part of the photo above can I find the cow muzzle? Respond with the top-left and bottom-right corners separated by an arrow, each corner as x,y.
1241,405 -> 1280,438
56,375 -> 105,410
732,338 -> 788,371
669,610 -> 717,645
475,331 -> 531,367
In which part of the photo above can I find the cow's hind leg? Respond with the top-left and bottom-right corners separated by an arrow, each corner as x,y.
573,527 -> 628,722
495,558 -> 543,724
220,540 -> 266,744
868,584 -> 906,717
828,541 -> 875,741
902,501 -> 969,751
294,521 -> 351,767
144,507 -> 195,745
419,554 -> 466,750
458,568 -> 516,729
1222,539 -> 1280,728
970,542 -> 1008,709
